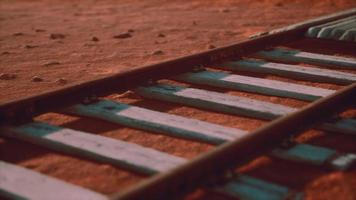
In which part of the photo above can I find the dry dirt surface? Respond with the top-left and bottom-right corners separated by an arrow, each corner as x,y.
1,0 -> 356,200
1,0 -> 355,102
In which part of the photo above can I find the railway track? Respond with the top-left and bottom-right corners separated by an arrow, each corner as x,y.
1,8 -> 356,200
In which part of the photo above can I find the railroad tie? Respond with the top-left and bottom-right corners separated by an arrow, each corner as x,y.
135,84 -> 355,135
306,15 -> 356,37
175,70 -> 334,101
306,15 -> 356,41
66,100 -> 356,170
255,48 -> 356,69
65,100 -> 246,145
0,160 -> 108,200
135,84 -> 295,120
217,175 -> 304,200
0,122 -> 186,175
320,119 -> 356,135
0,122 -> 304,200
221,59 -> 356,85
317,18 -> 355,39
271,143 -> 356,171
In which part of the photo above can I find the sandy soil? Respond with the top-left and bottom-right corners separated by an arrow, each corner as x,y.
1,0 -> 356,102
1,0 -> 356,200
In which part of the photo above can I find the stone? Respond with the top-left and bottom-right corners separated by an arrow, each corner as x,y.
31,76 -> 43,82
43,61 -> 60,66
50,33 -> 66,39
13,32 -> 24,36
113,32 -> 132,39
25,45 -> 38,49
0,73 -> 16,80
35,29 -> 46,32
56,78 -> 67,84
152,50 -> 164,55
207,44 -> 216,49
158,33 -> 166,37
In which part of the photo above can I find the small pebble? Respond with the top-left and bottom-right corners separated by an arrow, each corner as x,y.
50,33 -> 66,39
192,21 -> 197,26
25,44 -> 38,49
207,44 -> 216,49
13,32 -> 23,36
0,73 -> 16,80
35,29 -> 46,32
157,33 -> 165,38
56,78 -> 67,84
152,50 -> 164,55
92,36 -> 99,42
128,29 -> 135,33
275,2 -> 284,7
43,61 -> 60,66
31,76 -> 43,82
113,32 -> 132,39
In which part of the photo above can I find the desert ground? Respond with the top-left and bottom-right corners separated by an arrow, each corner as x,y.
1,0 -> 356,199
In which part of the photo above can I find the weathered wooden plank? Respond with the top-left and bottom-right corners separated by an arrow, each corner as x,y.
175,70 -> 334,101
339,28 -> 356,42
272,143 -> 336,165
271,143 -> 356,170
256,48 -> 356,69
306,15 -> 356,37
0,124 -> 342,200
319,118 -> 356,135
273,143 -> 355,170
218,175 -> 303,200
317,18 -> 356,39
222,59 -> 356,85
306,16 -> 356,42
0,122 -> 186,175
65,100 -> 246,145
66,101 -> 354,169
135,84 -> 296,120
329,153 -> 356,170
330,21 -> 356,40
171,149 -> 351,200
0,161 -> 107,200
135,84 -> 353,135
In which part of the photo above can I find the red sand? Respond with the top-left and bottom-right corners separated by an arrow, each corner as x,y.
1,0 -> 356,199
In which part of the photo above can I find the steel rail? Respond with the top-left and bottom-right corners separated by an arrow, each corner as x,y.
111,83 -> 356,200
1,8 -> 355,124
